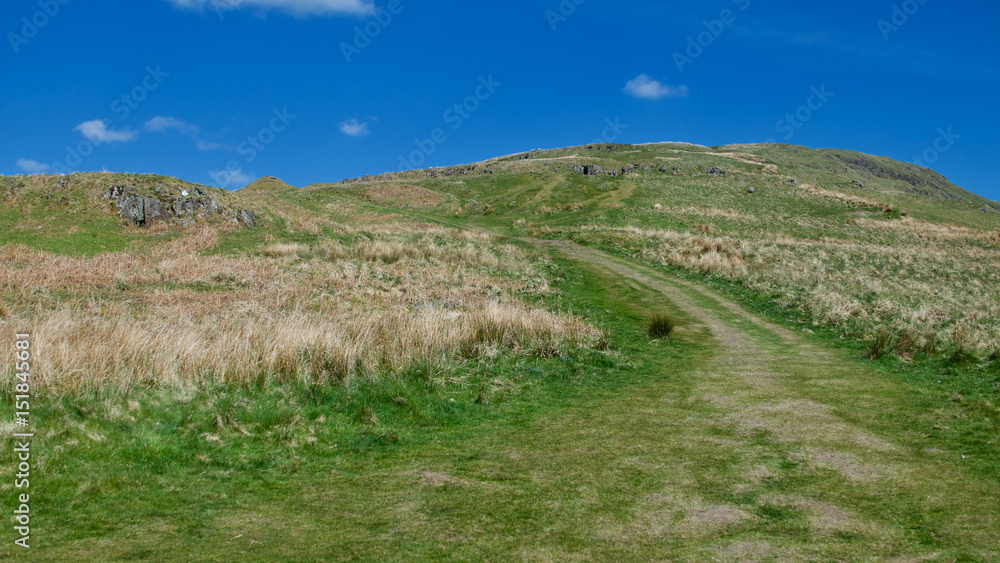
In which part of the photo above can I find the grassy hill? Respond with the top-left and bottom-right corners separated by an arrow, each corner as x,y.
2,143 -> 1000,559
298,142 -> 1000,355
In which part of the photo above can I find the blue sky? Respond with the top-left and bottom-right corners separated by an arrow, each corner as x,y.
2,0 -> 998,200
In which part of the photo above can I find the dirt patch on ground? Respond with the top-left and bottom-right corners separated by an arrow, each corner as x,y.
642,493 -> 757,538
409,470 -> 477,488
365,184 -> 444,209
759,493 -> 860,535
799,449 -> 893,483
713,152 -> 780,173
589,182 -> 636,209
711,541 -> 778,561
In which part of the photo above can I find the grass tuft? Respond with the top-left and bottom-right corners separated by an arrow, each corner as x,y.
647,313 -> 676,339
866,328 -> 897,360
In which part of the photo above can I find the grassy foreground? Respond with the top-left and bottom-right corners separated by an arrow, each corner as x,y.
4,239 -> 999,560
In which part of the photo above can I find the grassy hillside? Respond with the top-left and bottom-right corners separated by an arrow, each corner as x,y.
300,142 -> 1000,356
2,144 -> 999,559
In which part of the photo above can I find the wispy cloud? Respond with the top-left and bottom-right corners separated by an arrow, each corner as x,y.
146,116 -> 232,151
16,158 -> 50,173
209,167 -> 253,188
196,139 -> 230,151
74,119 -> 138,143
623,74 -> 689,100
339,118 -> 371,137
164,0 -> 375,17
145,116 -> 199,136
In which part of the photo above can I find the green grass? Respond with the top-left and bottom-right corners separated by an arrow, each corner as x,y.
2,247 -> 689,559
3,143 -> 1000,559
5,241 -> 1000,560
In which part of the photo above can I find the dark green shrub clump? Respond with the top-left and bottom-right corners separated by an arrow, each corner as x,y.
866,328 -> 897,360
648,313 -> 676,339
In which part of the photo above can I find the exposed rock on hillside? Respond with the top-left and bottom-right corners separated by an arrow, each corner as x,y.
104,183 -> 255,228
237,209 -> 257,229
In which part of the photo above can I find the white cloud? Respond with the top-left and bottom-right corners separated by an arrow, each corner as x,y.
165,0 -> 375,17
16,158 -> 50,174
210,168 -> 253,188
146,116 -> 231,151
73,120 -> 138,143
623,74 -> 689,100
145,116 -> 198,136
339,118 -> 370,137
195,139 -> 232,151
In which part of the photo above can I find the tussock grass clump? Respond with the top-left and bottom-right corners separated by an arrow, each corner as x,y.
865,329 -> 896,360
918,330 -> 940,356
261,242 -> 310,257
647,313 -> 676,339
865,327 -> 920,360
693,223 -> 719,235
949,323 -> 978,364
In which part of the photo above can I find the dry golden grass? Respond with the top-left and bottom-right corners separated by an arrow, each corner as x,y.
0,302 -> 594,393
581,226 -> 750,279
364,184 -> 445,209
261,242 -> 310,257
798,183 -> 890,210
0,227 -> 598,393
579,220 -> 1000,354
849,216 -> 1000,245
656,206 -> 754,221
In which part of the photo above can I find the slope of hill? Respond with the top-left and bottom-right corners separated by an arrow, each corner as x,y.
2,144 -> 1000,559
306,142 -> 1000,354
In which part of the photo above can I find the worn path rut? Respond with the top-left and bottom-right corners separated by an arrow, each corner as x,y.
517,240 -> 1000,560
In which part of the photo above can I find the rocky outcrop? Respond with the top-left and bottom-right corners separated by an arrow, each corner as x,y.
237,209 -> 257,229
833,154 -> 956,196
104,183 -> 246,227
105,184 -> 170,226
